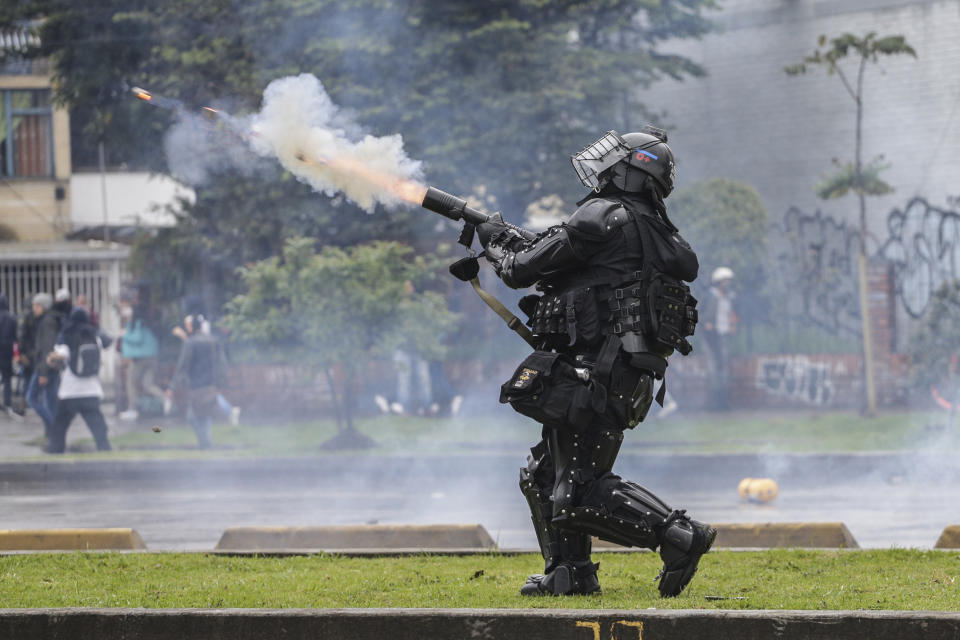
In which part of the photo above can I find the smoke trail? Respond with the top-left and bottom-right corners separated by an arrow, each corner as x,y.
157,73 -> 426,212
247,73 -> 425,212
164,107 -> 267,186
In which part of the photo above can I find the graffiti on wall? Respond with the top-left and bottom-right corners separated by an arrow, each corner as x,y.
755,355 -> 838,405
777,207 -> 863,336
778,198 -> 960,327
879,197 -> 960,318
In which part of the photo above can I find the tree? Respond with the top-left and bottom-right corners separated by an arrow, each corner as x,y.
785,32 -> 916,414
3,0 -> 716,313
669,178 -> 769,348
222,237 -> 457,448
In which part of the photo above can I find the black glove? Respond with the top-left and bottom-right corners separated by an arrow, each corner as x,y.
476,213 -> 508,248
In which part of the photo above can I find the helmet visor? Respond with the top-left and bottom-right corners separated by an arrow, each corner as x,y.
570,130 -> 631,189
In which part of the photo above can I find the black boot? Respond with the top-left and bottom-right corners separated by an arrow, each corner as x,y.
655,510 -> 717,597
521,560 -> 601,596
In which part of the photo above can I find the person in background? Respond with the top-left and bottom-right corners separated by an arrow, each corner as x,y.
74,293 -> 100,329
168,314 -> 229,448
27,292 -> 65,438
44,307 -> 111,454
0,294 -> 17,415
15,294 -> 39,415
119,298 -> 164,420
53,288 -> 73,318
702,267 -> 737,410
171,319 -> 240,425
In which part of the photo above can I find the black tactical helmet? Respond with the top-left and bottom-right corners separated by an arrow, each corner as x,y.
571,126 -> 676,196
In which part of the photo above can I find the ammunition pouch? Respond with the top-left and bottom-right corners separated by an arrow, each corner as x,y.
523,271 -> 697,357
500,351 -> 606,431
600,271 -> 698,356
526,288 -> 602,349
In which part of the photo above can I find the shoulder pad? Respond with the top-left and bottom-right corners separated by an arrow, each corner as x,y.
566,198 -> 629,238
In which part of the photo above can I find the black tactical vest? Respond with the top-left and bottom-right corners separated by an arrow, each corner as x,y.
525,198 -> 699,364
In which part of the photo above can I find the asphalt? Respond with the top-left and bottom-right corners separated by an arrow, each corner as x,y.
3,409 -> 960,551
2,446 -> 960,550
3,608 -> 960,640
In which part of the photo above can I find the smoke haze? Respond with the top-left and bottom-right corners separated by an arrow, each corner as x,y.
163,73 -> 425,212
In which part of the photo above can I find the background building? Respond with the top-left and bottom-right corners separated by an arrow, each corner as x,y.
1,27 -> 191,385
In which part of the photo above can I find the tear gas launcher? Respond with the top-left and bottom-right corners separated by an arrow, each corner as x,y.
419,187 -> 536,246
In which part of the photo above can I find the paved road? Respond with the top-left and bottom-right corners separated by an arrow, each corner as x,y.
1,441 -> 958,550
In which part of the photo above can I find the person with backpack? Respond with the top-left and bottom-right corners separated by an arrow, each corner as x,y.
44,307 -> 112,454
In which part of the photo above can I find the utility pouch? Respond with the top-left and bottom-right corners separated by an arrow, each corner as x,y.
647,273 -> 695,355
606,359 -> 654,428
568,287 -> 602,345
518,294 -> 542,323
499,351 -> 602,431
529,287 -> 602,347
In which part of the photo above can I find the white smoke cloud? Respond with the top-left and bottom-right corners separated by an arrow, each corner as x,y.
246,73 -> 425,212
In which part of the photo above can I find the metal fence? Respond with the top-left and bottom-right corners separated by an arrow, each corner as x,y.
0,249 -> 127,383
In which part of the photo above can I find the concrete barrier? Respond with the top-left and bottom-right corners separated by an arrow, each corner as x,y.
215,524 -> 496,551
594,522 -> 858,549
2,608 -> 960,640
934,525 -> 960,548
0,528 -> 146,551
713,522 -> 859,548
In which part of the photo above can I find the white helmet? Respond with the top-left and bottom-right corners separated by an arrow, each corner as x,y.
711,266 -> 734,283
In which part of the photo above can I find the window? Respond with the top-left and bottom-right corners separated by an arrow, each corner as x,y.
0,89 -> 53,178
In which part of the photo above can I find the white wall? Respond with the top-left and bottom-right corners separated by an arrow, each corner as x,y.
642,0 -> 960,239
70,172 -> 195,228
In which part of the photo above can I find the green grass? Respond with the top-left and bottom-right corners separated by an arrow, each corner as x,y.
2,550 -> 959,609
34,409 -> 953,461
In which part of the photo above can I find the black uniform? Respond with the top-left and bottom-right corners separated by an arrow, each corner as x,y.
477,128 -> 715,598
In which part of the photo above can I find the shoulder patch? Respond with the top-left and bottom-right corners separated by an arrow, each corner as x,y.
566,198 -> 629,238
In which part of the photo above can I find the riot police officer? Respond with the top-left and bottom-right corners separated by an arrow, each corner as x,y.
476,127 -> 715,598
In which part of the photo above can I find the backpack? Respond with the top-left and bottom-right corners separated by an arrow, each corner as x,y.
70,328 -> 101,377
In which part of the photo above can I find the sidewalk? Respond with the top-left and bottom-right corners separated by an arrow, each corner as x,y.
0,403 -> 150,460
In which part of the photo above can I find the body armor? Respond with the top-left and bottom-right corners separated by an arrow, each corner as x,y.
494,196 -> 699,365
478,131 -> 715,598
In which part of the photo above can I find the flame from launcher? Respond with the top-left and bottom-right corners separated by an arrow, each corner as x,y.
293,151 -> 427,206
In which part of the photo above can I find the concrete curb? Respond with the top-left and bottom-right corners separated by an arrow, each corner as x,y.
215,524 -> 495,551
2,608 -> 960,640
0,528 -> 146,551
712,522 -> 859,548
934,525 -> 960,548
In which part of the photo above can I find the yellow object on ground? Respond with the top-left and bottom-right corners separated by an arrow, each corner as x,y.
738,477 -> 779,503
